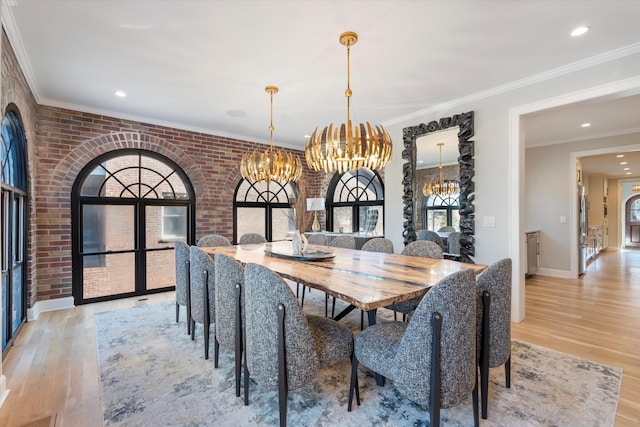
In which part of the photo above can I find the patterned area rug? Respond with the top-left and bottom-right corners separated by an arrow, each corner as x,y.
95,292 -> 622,426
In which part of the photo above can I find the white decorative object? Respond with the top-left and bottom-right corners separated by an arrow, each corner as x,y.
292,230 -> 308,254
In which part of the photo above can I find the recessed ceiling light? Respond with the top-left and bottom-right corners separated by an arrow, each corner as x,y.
581,123 -> 591,128
621,162 -> 628,165
616,154 -> 625,158
624,168 -> 630,171
571,26 -> 590,37
115,90 -> 126,98
226,109 -> 246,117
626,172 -> 632,175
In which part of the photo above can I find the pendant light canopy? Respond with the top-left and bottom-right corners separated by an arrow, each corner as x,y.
305,31 -> 392,174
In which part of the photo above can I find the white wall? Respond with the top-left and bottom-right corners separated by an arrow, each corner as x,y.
383,49 -> 640,322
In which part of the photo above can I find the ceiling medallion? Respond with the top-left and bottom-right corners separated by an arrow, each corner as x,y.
305,31 -> 392,174
240,86 -> 302,183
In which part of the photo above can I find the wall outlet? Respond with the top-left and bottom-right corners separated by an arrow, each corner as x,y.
560,215 -> 567,224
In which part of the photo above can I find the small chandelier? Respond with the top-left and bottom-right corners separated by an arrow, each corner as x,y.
305,31 -> 392,174
423,142 -> 460,197
240,86 -> 302,183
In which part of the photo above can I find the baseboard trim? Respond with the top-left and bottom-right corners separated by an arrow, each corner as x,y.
28,297 -> 75,321
535,268 -> 574,278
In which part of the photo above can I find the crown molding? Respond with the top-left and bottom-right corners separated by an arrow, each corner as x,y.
385,42 -> 640,127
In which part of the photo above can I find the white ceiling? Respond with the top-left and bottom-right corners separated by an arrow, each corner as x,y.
4,0 -> 640,173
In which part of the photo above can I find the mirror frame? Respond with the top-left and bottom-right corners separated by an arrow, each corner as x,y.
402,111 -> 475,263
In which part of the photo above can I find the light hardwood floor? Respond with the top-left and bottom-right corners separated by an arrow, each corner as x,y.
0,249 -> 639,426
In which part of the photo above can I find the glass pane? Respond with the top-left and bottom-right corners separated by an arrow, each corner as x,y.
146,205 -> 187,249
1,191 -> 7,270
2,274 -> 7,350
83,204 -> 135,253
139,168 -> 165,199
11,263 -> 22,333
427,209 -> 447,231
103,155 -> 140,198
272,208 -> 294,241
83,253 -> 136,299
237,207 -> 265,239
451,209 -> 460,230
80,165 -> 107,196
160,173 -> 188,199
146,250 -> 176,290
359,206 -> 383,235
333,206 -> 353,233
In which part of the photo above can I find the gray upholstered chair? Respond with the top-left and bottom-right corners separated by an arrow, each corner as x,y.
189,246 -> 216,359
358,237 -> 395,328
477,258 -> 512,419
307,233 -> 328,245
328,234 -> 356,249
446,231 -> 461,255
174,240 -> 191,335
243,263 -> 356,427
326,234 -> 357,317
361,237 -> 394,253
416,229 -> 445,250
197,234 -> 231,247
238,233 -> 267,245
438,226 -> 456,232
385,240 -> 444,320
349,269 -> 479,427
213,253 -> 246,398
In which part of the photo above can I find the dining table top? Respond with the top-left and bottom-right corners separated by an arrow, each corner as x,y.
201,240 -> 486,312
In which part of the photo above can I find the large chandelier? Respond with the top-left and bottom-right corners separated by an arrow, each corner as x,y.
305,31 -> 392,174
423,142 -> 460,197
240,86 -> 302,183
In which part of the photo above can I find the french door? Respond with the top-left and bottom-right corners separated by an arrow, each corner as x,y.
1,109 -> 28,354
626,195 -> 640,248
72,150 -> 195,304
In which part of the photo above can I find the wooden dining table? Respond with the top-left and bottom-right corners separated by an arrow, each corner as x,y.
201,240 -> 486,325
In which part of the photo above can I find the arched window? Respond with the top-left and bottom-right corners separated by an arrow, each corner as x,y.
326,168 -> 384,235
72,149 -> 195,304
1,109 -> 28,351
233,179 -> 298,243
423,183 -> 459,231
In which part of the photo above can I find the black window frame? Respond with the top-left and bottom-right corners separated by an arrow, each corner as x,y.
326,168 -> 384,233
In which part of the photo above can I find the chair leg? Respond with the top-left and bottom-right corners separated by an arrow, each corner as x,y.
505,353 -> 511,388
276,303 -> 288,427
472,367 -> 480,427
204,276 -> 210,360
301,285 -> 306,308
234,283 -> 242,397
480,290 -> 491,419
430,312 -> 442,427
191,320 -> 196,340
176,302 -> 180,323
348,353 -> 360,411
331,297 -> 336,318
324,293 -> 328,317
204,322 -> 210,360
360,310 -> 364,331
